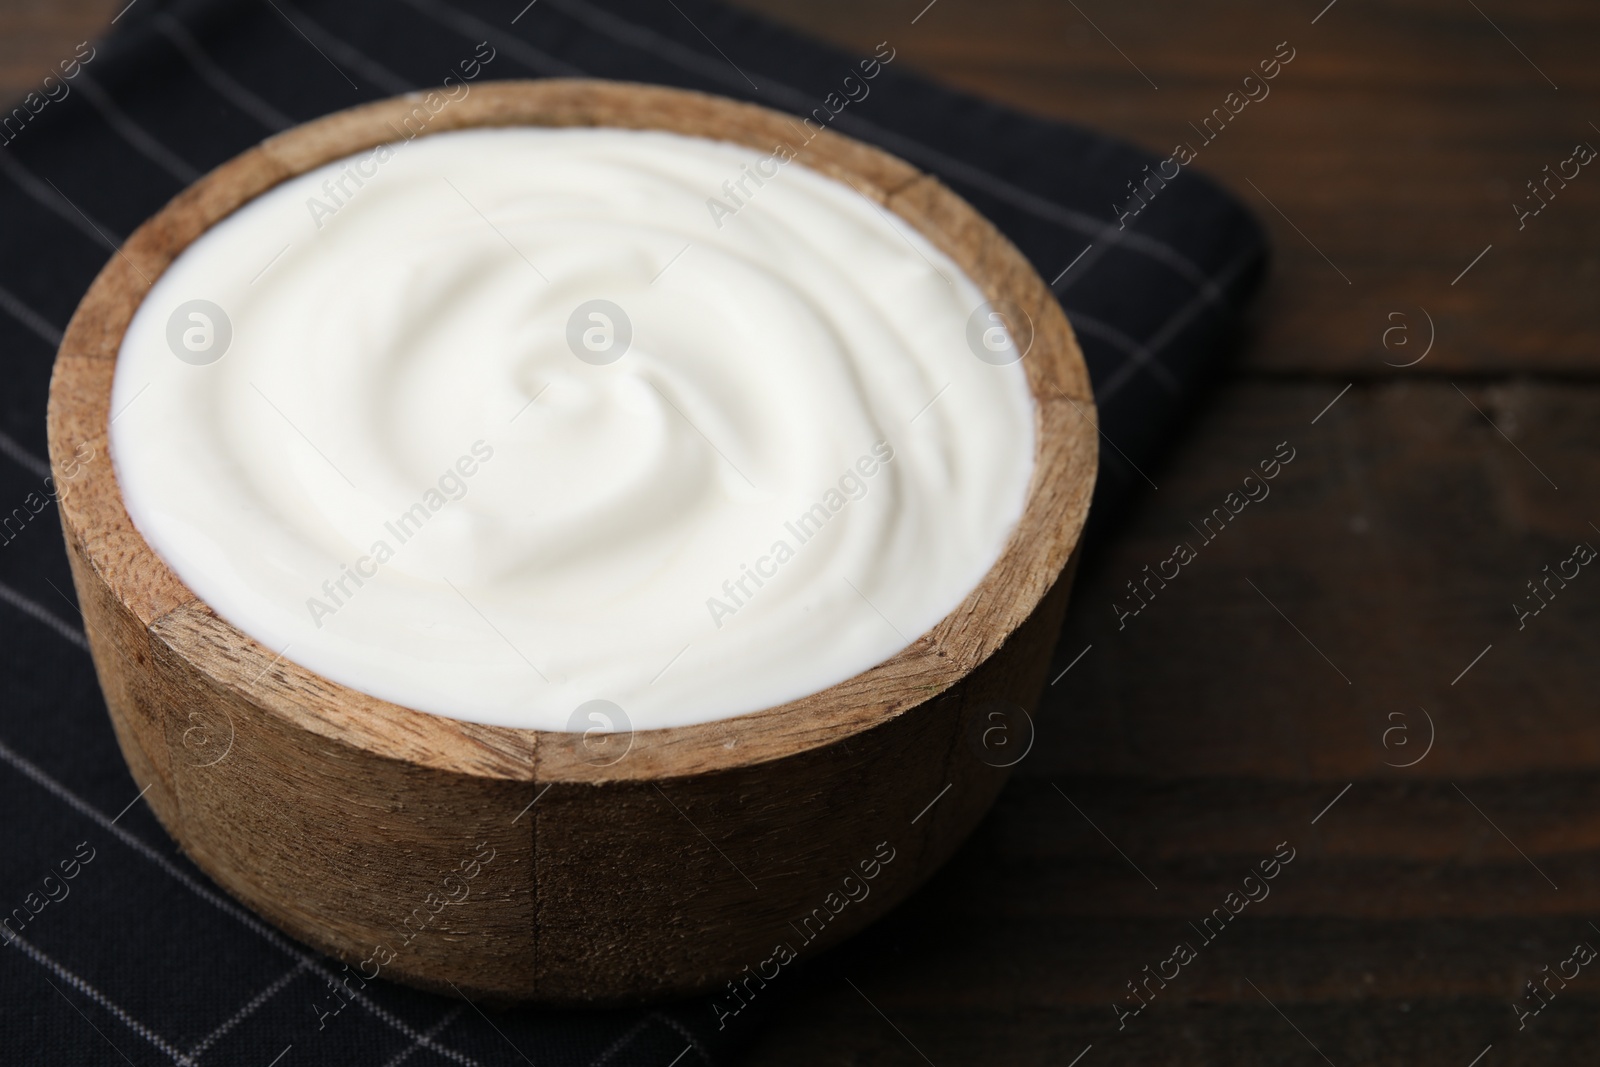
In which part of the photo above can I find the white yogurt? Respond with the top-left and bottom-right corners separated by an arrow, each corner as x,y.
110,127 -> 1035,731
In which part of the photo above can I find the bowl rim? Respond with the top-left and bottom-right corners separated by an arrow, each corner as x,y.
47,78 -> 1097,784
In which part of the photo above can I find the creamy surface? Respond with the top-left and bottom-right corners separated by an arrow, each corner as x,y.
111,128 -> 1035,731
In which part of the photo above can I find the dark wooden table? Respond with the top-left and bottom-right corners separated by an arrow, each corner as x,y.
6,1 -> 1598,1063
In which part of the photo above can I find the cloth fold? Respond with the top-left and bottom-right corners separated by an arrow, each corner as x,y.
0,0 -> 1265,1063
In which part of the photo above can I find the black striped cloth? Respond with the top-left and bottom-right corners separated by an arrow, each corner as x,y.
0,1 -> 1266,1063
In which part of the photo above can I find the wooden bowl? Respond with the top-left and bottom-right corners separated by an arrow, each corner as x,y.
47,80 -> 1096,1005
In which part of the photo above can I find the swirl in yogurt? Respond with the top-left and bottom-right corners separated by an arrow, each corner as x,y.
111,128 -> 1035,731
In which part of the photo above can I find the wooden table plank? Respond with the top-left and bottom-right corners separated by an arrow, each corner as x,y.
1047,379 -> 1597,782
729,0 -> 1600,377
0,0 -> 117,99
